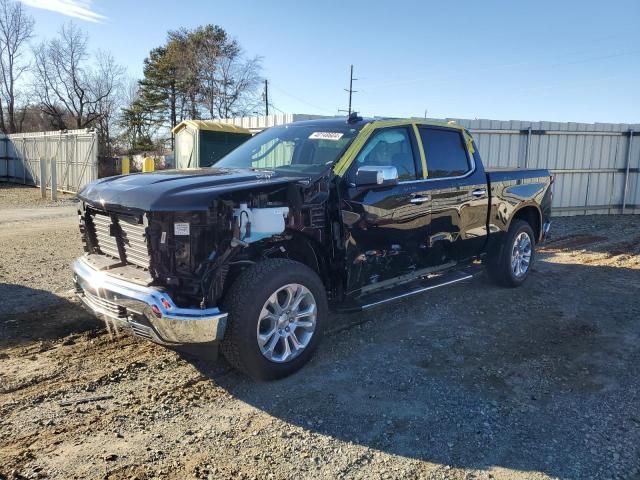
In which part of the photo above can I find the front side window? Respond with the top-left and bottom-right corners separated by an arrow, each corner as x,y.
419,127 -> 471,179
351,127 -> 417,181
214,124 -> 359,176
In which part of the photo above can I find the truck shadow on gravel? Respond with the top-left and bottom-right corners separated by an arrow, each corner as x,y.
542,232 -> 640,258
182,260 -> 640,479
0,283 -> 100,349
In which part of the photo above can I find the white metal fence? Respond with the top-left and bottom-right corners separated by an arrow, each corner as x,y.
0,129 -> 98,193
1,119 -> 638,216
453,119 -> 640,216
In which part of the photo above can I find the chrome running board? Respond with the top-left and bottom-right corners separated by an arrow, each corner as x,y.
337,265 -> 481,313
361,273 -> 473,310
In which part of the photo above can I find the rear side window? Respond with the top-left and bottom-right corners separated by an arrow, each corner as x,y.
419,127 -> 470,179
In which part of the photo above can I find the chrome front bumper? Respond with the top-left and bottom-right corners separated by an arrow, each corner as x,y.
72,257 -> 227,345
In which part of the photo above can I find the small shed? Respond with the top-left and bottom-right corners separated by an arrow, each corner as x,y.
172,120 -> 252,169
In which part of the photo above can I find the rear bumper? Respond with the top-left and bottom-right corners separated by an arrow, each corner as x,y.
72,257 -> 227,345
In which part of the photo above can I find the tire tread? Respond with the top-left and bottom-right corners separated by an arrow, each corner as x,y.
220,258 -> 326,380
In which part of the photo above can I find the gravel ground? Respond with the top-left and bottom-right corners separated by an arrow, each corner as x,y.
0,182 -> 76,208
0,183 -> 79,315
1,184 -> 640,480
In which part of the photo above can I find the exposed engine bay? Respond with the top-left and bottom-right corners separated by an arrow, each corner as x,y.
78,175 -> 338,311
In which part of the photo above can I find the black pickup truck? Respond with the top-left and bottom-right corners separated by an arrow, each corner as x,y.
73,116 -> 552,379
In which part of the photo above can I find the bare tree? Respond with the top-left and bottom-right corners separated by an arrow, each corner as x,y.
93,51 -> 125,155
32,22 -> 124,130
0,0 -> 34,133
196,31 -> 239,119
16,103 -> 52,132
207,51 -> 262,119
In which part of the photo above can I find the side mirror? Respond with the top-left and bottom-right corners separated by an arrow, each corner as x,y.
355,166 -> 399,188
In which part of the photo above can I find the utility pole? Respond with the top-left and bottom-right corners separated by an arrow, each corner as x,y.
264,79 -> 269,116
343,65 -> 358,116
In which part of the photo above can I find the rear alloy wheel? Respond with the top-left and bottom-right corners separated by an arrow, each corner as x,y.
221,259 -> 327,380
511,231 -> 532,279
487,219 -> 536,287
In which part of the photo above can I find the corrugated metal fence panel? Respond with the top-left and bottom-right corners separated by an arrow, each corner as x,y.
220,114 -> 339,132
0,129 -> 97,193
451,119 -> 640,216
0,137 -> 6,178
626,134 -> 640,212
220,114 -> 295,130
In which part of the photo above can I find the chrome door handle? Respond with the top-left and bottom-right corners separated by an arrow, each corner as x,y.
410,195 -> 430,204
471,189 -> 487,197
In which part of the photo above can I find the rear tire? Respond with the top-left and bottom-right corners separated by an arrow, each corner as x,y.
220,259 -> 327,380
487,219 -> 535,287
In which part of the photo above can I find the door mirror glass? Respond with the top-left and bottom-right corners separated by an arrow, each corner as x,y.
355,165 -> 399,187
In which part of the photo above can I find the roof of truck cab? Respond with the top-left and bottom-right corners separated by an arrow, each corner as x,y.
369,118 -> 467,131
276,117 -> 374,129
276,117 -> 467,131
171,120 -> 252,135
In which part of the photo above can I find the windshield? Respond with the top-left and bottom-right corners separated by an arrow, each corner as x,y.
213,123 -> 360,175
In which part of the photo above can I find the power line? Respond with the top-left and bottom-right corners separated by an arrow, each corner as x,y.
268,83 -> 335,114
253,102 -> 284,116
268,102 -> 285,114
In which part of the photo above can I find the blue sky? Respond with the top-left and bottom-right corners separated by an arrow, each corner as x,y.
20,0 -> 640,123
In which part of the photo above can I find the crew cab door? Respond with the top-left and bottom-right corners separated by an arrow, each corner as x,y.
413,126 -> 489,263
340,125 -> 430,293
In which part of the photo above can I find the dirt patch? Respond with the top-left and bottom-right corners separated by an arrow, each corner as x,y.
541,233 -> 607,250
1,200 -> 639,480
0,182 -> 76,208
0,197 -> 81,314
0,301 -> 98,350
609,235 -> 640,256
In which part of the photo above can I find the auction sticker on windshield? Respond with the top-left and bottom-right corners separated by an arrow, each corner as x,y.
309,132 -> 344,141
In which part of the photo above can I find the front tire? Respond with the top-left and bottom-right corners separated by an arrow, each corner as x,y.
220,259 -> 328,380
487,219 -> 535,287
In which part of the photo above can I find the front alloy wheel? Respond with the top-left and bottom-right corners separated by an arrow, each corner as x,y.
221,259 -> 327,380
257,284 -> 317,363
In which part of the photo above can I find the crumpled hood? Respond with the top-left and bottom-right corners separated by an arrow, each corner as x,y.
77,168 -> 302,212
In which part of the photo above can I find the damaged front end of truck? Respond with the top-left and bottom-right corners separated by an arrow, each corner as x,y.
73,119 -> 363,346
74,169 -> 341,345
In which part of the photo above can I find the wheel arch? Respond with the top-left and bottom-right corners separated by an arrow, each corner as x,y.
278,230 -> 328,279
510,204 -> 542,243
242,230 -> 334,287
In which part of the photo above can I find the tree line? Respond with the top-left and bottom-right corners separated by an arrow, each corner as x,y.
0,0 -> 263,155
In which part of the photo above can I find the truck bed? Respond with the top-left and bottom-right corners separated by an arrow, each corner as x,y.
485,167 -> 550,182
